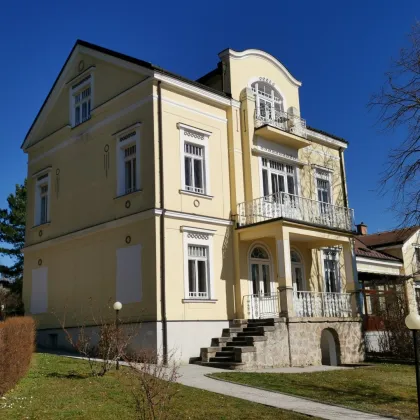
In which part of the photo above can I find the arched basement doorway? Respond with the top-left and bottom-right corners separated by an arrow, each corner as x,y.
320,329 -> 340,366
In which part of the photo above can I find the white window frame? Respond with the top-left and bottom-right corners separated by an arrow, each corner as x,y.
115,124 -> 141,197
259,156 -> 297,198
69,71 -> 94,127
181,226 -> 215,301
33,168 -> 52,226
251,81 -> 284,122
322,248 -> 341,293
178,123 -> 211,196
314,167 -> 333,205
414,246 -> 420,272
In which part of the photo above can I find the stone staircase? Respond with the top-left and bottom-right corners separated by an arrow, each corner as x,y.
193,318 -> 286,370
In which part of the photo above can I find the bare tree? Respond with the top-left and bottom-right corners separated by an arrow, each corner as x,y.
369,21 -> 420,226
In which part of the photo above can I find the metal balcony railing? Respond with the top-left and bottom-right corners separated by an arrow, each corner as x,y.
293,291 -> 352,318
254,106 -> 307,139
237,192 -> 355,232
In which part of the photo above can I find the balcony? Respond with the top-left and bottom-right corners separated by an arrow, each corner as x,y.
237,192 -> 355,232
293,291 -> 352,318
254,107 -> 311,149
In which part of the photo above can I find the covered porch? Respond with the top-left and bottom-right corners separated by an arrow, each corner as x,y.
236,220 -> 359,320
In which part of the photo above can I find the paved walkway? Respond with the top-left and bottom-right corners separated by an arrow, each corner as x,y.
177,364 -> 389,420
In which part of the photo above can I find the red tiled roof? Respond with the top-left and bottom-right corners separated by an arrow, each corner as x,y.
358,226 -> 419,249
354,238 -> 402,262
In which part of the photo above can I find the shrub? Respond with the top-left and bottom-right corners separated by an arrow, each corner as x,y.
0,317 -> 35,396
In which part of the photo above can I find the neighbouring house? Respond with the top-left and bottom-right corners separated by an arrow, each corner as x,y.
22,40 -> 363,368
355,223 -> 420,352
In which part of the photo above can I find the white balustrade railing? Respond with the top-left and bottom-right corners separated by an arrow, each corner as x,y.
293,291 -> 352,318
254,106 -> 307,139
244,293 -> 280,319
237,192 -> 354,232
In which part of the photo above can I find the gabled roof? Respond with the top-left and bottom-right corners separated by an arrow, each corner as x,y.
354,238 -> 402,262
358,226 -> 420,249
22,40 -> 230,149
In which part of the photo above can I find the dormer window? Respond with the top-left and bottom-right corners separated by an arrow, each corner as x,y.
69,71 -> 94,127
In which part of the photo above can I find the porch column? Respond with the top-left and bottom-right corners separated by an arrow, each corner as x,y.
276,231 -> 294,317
342,241 -> 361,317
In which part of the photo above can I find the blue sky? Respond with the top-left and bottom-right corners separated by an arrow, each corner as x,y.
0,1 -> 418,266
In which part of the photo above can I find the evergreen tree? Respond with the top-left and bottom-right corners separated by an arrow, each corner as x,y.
0,181 -> 27,296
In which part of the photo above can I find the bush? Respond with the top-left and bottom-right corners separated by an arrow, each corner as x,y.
0,317 -> 35,396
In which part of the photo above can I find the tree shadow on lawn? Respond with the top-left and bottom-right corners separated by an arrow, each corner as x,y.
46,370 -> 89,380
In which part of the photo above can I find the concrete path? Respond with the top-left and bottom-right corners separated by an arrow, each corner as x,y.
177,364 -> 389,420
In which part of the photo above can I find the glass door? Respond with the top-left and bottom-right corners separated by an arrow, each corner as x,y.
251,262 -> 271,295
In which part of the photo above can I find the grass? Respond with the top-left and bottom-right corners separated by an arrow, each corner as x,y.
0,353 -> 312,419
210,364 -> 420,420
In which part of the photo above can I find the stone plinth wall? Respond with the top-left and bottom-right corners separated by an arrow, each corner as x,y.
288,318 -> 364,366
239,317 -> 363,370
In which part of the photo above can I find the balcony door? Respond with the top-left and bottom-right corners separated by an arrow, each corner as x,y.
252,81 -> 284,127
291,250 -> 305,292
249,245 -> 272,296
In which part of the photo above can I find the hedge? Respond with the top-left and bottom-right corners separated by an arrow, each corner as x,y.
0,317 -> 35,396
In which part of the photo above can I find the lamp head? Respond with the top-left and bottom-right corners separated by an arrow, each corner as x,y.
113,301 -> 122,311
405,312 -> 420,330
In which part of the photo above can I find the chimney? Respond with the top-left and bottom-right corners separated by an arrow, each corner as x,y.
356,222 -> 368,236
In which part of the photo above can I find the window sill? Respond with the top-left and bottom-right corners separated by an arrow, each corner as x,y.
182,299 -> 217,304
179,190 -> 213,200
31,222 -> 51,231
71,117 -> 92,129
114,189 -> 143,200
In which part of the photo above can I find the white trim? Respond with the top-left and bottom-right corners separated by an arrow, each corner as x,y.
311,164 -> 334,173
219,49 -> 302,87
65,66 -> 96,86
178,124 -> 211,195
70,70 -> 94,128
158,95 -> 228,123
248,76 -> 288,113
247,242 -> 275,295
307,129 -> 348,150
322,248 -> 341,293
179,190 -> 214,200
252,145 -> 305,167
161,210 -> 232,226
31,166 -> 52,178
182,227 -> 215,300
116,126 -> 141,196
356,256 -> 403,267
154,72 -> 231,106
29,96 -> 153,165
180,226 -> 216,235
34,172 -> 51,226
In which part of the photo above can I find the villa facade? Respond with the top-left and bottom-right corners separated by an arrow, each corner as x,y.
22,41 -> 363,367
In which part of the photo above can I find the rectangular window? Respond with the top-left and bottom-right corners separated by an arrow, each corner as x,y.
261,157 -> 296,199
187,245 -> 209,299
73,85 -> 91,126
415,247 -> 420,272
124,144 -> 137,194
35,172 -> 50,226
184,143 -> 204,194
315,169 -> 332,214
323,249 -> 339,293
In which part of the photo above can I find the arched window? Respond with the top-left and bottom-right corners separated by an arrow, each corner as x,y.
250,246 -> 269,260
251,81 -> 284,124
290,250 -> 301,263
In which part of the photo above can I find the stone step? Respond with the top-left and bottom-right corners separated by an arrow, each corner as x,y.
216,351 -> 234,357
226,340 -> 248,347
237,331 -> 265,337
195,361 -> 245,370
211,337 -> 229,347
247,319 -> 276,327
209,356 -> 234,362
243,326 -> 275,333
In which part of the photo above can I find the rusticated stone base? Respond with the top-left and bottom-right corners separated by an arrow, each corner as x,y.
288,317 -> 364,366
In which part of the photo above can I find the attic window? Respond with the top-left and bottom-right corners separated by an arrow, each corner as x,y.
70,73 -> 93,127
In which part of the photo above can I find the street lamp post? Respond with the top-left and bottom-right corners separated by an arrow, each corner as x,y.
405,312 -> 420,418
113,301 -> 122,370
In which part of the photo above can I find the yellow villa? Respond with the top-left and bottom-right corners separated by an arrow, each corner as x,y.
22,41 -> 363,368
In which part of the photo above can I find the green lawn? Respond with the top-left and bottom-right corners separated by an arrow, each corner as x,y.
211,364 -> 419,420
0,353 -> 311,419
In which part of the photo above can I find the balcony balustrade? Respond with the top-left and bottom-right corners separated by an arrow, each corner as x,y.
237,192 -> 355,232
293,291 -> 352,318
